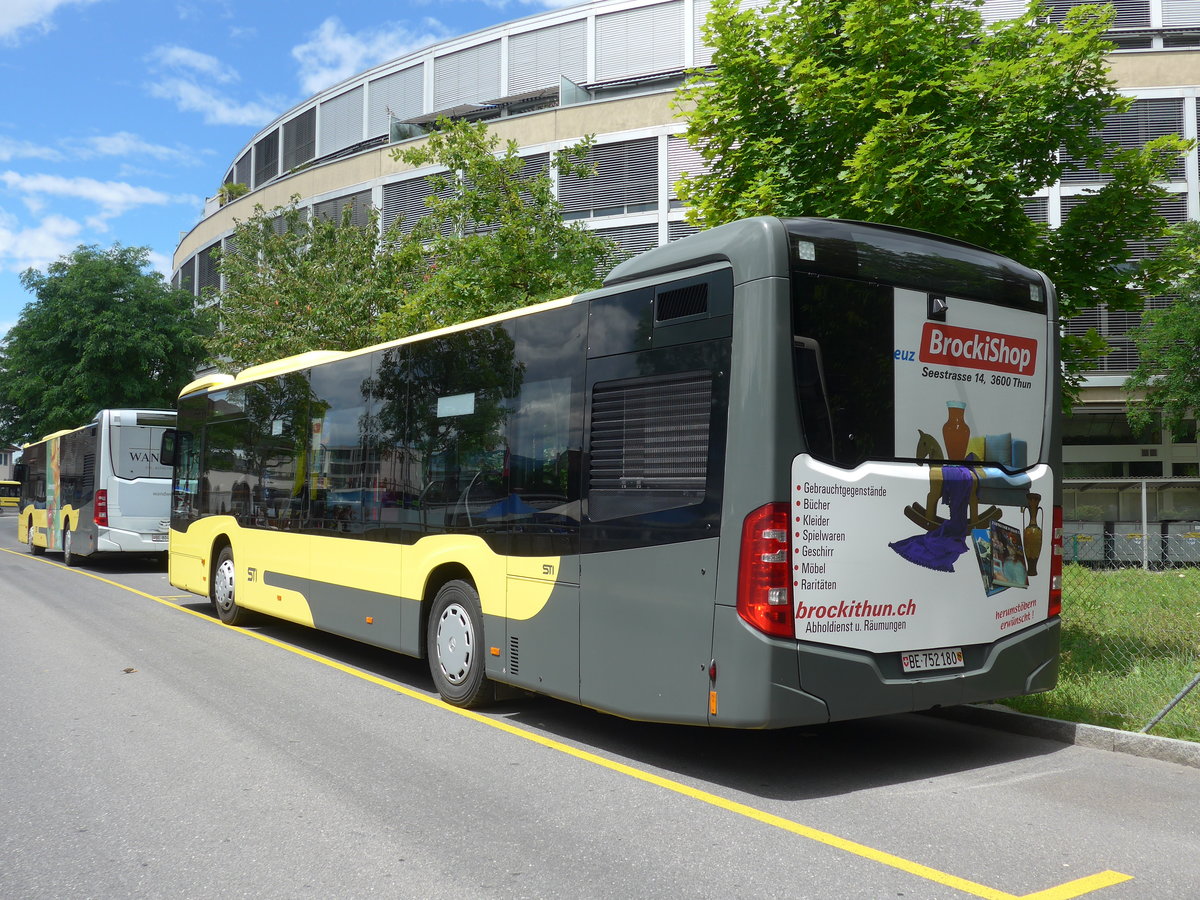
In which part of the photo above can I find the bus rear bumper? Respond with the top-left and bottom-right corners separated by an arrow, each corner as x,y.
709,607 -> 1059,728
97,527 -> 169,554
797,618 -> 1061,724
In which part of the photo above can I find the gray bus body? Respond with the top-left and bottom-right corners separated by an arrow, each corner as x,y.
170,217 -> 1060,727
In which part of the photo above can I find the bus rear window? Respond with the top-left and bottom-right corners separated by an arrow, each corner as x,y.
112,425 -> 174,480
792,272 -> 1048,471
792,275 -> 894,469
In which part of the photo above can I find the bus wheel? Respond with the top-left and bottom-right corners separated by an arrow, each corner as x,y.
27,519 -> 44,556
211,546 -> 252,626
427,580 -> 492,708
62,529 -> 80,567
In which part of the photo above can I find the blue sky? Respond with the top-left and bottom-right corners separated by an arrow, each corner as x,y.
0,0 -> 578,337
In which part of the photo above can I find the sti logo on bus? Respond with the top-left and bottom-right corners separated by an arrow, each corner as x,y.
919,323 -> 1037,375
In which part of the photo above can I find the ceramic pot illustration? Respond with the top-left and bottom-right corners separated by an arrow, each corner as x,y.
942,401 -> 970,460
1023,493 -> 1044,577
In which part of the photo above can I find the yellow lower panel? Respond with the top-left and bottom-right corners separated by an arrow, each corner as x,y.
170,520 -> 562,625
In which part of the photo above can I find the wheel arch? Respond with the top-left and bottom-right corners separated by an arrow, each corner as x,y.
209,534 -> 233,586
419,562 -> 476,659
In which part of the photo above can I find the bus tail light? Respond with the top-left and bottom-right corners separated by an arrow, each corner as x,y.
737,503 -> 794,639
1048,505 -> 1063,617
94,489 -> 109,527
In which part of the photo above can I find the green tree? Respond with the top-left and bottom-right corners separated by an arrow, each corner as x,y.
380,118 -> 615,336
1124,221 -> 1200,438
676,0 -> 1191,401
0,244 -> 209,445
213,119 -> 613,369
210,200 -> 415,368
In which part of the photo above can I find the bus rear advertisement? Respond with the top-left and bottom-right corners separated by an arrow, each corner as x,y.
165,217 -> 1061,728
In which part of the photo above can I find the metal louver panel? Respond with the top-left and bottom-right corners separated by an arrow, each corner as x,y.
319,85 -> 365,157
314,190 -> 373,227
1124,195 -> 1188,261
1164,0 -> 1200,26
382,176 -> 453,235
559,138 -> 659,217
282,108 -> 317,172
1061,98 -> 1186,183
597,223 -> 659,256
508,20 -> 587,94
234,151 -> 252,188
1061,193 -> 1187,260
1022,197 -> 1049,224
196,242 -> 221,293
595,2 -> 685,82
979,0 -> 1029,23
667,135 -> 709,200
368,66 -> 424,137
1048,0 -> 1150,27
179,257 -> 196,295
595,223 -> 660,275
434,41 -> 501,112
590,371 -> 713,492
253,130 -> 279,188
668,221 -> 700,243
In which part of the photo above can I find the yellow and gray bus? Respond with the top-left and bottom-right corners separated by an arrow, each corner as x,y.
19,409 -> 176,565
165,217 -> 1061,727
0,480 -> 19,511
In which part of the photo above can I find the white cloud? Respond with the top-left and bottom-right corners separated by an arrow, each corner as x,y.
0,0 -> 103,43
145,249 -> 173,277
291,17 -> 450,96
0,137 -> 62,163
1,171 -> 198,220
69,131 -> 203,167
147,44 -> 284,127
0,208 -> 82,274
149,44 -> 238,84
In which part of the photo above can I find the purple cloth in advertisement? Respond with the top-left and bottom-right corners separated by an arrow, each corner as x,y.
889,465 -> 973,572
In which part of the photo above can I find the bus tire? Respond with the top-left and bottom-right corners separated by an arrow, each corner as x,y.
427,580 -> 492,708
63,528 -> 80,567
211,545 -> 253,626
27,519 -> 44,556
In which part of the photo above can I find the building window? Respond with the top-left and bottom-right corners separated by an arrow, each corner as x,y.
1062,411 -> 1160,445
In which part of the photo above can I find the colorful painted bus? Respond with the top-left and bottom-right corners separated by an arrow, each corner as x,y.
165,217 -> 1061,727
19,409 -> 176,565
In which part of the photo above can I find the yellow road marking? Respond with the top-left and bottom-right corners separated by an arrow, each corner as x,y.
9,548 -> 1132,899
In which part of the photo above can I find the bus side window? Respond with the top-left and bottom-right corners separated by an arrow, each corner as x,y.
588,369 -> 714,522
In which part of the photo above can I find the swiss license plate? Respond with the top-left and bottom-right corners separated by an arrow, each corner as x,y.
900,647 -> 964,673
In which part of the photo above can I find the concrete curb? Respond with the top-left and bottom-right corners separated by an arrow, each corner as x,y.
924,704 -> 1200,770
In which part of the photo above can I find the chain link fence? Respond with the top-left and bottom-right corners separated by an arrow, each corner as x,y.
1004,529 -> 1200,742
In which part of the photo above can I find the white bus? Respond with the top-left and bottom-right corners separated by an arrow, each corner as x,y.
18,409 -> 176,565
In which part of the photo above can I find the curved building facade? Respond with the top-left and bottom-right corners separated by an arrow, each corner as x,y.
174,0 -> 1200,521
